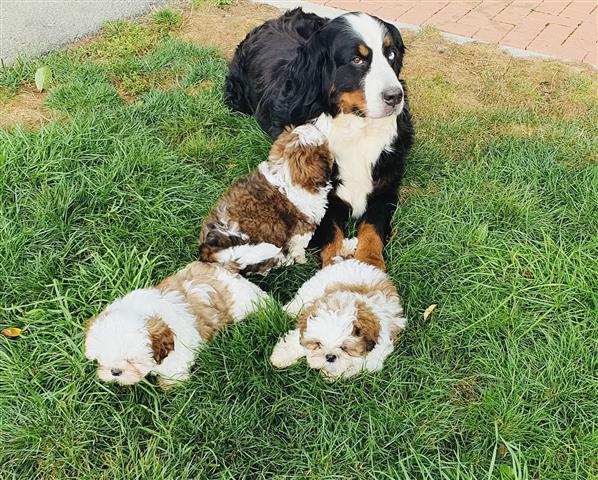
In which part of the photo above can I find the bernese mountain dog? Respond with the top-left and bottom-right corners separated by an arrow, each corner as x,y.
225,8 -> 414,270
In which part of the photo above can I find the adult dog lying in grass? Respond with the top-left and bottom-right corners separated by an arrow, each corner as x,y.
85,262 -> 267,388
199,124 -> 333,274
226,9 -> 415,271
270,240 -> 406,379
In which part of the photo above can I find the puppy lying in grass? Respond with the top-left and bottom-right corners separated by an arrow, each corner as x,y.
199,124 -> 333,274
270,240 -> 406,379
85,262 -> 267,388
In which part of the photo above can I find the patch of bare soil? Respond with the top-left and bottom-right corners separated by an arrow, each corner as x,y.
402,27 -> 598,120
0,86 -> 53,129
176,0 -> 280,60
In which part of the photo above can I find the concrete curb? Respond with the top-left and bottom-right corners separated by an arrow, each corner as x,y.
253,0 -> 596,68
0,0 -> 172,65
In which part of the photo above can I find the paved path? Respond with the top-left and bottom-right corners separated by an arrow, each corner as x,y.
309,0 -> 598,65
0,0 -> 170,65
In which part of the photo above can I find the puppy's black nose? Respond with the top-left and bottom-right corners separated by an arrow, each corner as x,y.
325,354 -> 336,363
111,369 -> 122,377
382,87 -> 403,106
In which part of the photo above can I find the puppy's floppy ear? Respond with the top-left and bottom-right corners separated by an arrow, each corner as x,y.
353,301 -> 380,352
283,135 -> 333,192
296,304 -> 313,335
145,316 -> 175,364
84,315 -> 100,360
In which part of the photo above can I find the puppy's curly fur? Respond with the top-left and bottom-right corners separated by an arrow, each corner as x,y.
199,124 -> 333,274
270,240 -> 406,379
85,262 -> 267,388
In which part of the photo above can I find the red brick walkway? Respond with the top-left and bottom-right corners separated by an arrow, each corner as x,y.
309,1 -> 598,65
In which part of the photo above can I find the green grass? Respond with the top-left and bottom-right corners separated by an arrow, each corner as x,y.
1,9 -> 597,480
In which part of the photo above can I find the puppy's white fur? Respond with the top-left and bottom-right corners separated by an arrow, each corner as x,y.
271,242 -> 406,379
85,262 -> 267,388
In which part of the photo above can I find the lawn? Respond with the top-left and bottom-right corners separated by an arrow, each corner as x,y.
0,2 -> 596,479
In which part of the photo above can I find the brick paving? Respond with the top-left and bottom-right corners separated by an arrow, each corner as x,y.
309,0 -> 598,65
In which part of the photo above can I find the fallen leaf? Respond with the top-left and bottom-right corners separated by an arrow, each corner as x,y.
35,66 -> 52,92
423,304 -> 437,320
1,327 -> 22,338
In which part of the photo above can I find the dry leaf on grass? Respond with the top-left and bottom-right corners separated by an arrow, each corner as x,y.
1,327 -> 22,338
423,304 -> 437,320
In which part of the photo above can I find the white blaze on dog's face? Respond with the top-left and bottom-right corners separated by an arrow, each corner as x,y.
332,13 -> 405,119
85,311 -> 174,386
300,298 -> 379,378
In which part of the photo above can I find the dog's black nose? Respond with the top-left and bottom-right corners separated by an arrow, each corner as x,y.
325,354 -> 336,363
382,87 -> 403,106
111,369 -> 122,377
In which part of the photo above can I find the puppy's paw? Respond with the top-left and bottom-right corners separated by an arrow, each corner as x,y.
270,344 -> 299,368
321,370 -> 339,383
338,237 -> 358,258
157,377 -> 178,390
270,330 -> 304,369
157,371 -> 189,390
292,253 -> 307,264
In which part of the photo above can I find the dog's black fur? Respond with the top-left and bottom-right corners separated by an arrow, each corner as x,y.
225,8 -> 414,252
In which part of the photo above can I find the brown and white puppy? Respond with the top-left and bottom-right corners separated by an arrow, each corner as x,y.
199,124 -> 333,274
85,262 -> 267,388
270,239 -> 406,379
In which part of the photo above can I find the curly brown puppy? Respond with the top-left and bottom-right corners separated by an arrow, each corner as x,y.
199,124 -> 333,274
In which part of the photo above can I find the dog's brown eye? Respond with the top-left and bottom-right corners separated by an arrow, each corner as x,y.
352,56 -> 364,65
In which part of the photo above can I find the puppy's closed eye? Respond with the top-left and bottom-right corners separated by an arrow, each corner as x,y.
341,337 -> 368,357
303,340 -> 321,351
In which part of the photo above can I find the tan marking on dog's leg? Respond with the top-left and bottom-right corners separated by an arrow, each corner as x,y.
320,224 -> 345,267
354,223 -> 386,271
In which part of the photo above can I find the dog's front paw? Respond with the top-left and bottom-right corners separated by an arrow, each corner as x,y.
355,252 -> 386,271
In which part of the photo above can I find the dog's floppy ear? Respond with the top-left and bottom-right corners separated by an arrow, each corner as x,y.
145,315 -> 175,364
254,24 -> 337,137
278,27 -> 336,122
294,29 -> 336,109
353,301 -> 380,352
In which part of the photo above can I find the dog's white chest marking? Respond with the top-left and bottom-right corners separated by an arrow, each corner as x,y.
315,113 -> 398,218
